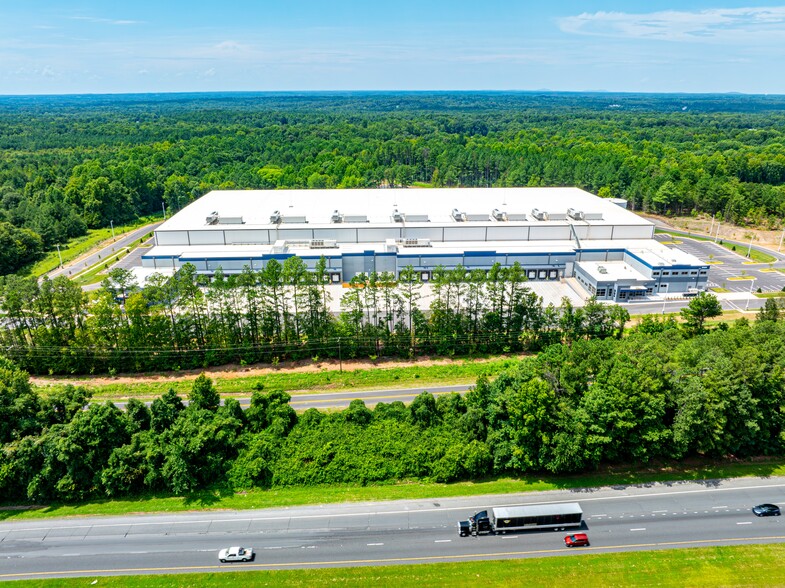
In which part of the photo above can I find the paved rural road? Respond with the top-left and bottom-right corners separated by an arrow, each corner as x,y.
47,222 -> 161,282
287,384 -> 473,410
2,476 -> 785,580
111,385 -> 476,411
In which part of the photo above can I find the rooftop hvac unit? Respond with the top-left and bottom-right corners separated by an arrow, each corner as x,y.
506,213 -> 528,221
281,215 -> 307,223
344,215 -> 368,223
269,210 -> 282,224
567,208 -> 585,221
531,208 -> 549,221
205,212 -> 220,225
310,239 -> 337,249
406,214 -> 429,222
217,215 -> 244,224
331,210 -> 344,223
396,238 -> 431,247
392,209 -> 405,223
466,213 -> 490,222
492,209 -> 508,221
451,208 -> 466,222
598,266 -> 608,274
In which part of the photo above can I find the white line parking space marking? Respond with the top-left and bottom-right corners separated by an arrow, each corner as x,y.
737,522 -> 753,525
367,543 -> 384,546
713,506 -> 728,509
630,528 -> 647,531
434,540 -> 452,543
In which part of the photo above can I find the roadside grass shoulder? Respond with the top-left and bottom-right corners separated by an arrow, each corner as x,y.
24,215 -> 160,278
3,458 -> 784,522
36,358 -> 519,401
8,544 -> 785,587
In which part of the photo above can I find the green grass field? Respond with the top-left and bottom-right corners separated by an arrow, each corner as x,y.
8,544 -> 785,587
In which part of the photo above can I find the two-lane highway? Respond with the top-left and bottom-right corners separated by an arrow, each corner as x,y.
2,476 -> 785,580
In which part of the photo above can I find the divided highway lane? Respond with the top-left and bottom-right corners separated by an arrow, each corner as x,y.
3,477 -> 785,580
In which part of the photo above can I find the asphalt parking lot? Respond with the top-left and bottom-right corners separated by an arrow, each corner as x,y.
656,234 -> 785,293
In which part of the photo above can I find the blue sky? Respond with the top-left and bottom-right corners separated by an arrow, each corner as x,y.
1,1 -> 785,94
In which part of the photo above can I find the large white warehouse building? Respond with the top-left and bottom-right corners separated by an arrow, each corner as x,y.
143,187 -> 709,302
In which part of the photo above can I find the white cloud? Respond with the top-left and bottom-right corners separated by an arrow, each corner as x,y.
68,16 -> 142,26
558,6 -> 785,42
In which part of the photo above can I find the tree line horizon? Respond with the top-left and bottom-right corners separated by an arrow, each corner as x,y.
2,92 -> 785,274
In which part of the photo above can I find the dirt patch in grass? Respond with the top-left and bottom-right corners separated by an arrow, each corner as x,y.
29,355 -> 519,389
642,212 -> 784,250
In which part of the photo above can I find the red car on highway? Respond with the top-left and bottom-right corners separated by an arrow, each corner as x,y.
564,533 -> 590,547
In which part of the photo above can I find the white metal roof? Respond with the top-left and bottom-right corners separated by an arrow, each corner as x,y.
577,260 -> 651,283
159,187 -> 650,231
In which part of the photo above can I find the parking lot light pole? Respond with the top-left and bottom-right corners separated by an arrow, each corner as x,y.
110,220 -> 115,240
745,279 -> 755,312
746,234 -> 754,258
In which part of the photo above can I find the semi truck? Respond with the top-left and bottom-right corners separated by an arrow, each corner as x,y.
458,502 -> 583,536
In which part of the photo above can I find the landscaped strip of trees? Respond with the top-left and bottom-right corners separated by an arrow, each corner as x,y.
3,92 -> 785,274
0,263 -> 629,375
1,308 -> 783,504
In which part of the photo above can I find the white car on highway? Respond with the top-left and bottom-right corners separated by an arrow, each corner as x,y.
218,546 -> 254,562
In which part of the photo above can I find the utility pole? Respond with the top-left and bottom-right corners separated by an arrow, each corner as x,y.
714,221 -> 721,243
708,214 -> 715,236
56,244 -> 63,268
162,201 -> 167,220
338,337 -> 342,373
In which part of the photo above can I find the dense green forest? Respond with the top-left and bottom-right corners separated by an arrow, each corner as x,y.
0,262 -> 629,375
1,307 -> 783,504
3,92 -> 785,274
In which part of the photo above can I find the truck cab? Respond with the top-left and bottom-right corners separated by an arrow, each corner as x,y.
458,510 -> 493,536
